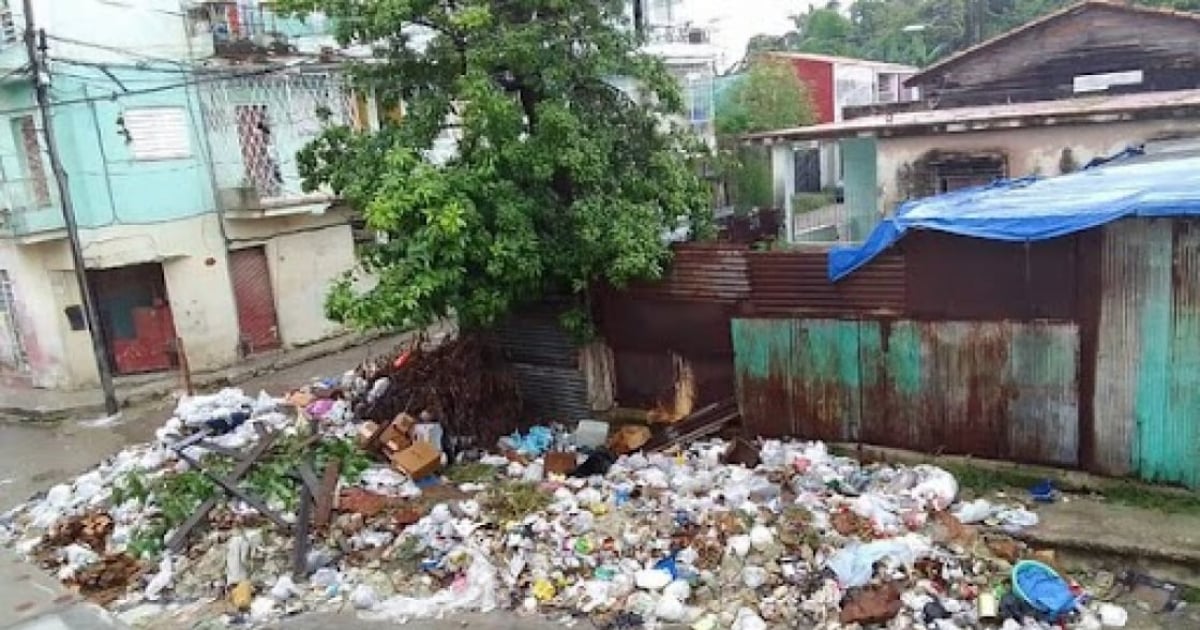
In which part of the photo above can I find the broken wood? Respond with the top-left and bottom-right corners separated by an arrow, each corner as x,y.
174,448 -> 292,530
315,459 -> 341,529
166,427 -> 279,551
647,398 -> 741,452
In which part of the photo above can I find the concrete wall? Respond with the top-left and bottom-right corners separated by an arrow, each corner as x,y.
265,223 -> 355,346
0,240 -> 73,387
224,212 -> 355,348
32,214 -> 240,384
875,119 -> 1200,214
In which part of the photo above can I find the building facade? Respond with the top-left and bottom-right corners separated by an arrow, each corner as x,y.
0,0 -> 363,390
746,1 -> 1200,244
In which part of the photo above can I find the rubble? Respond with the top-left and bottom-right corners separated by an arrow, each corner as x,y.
0,340 -> 1143,630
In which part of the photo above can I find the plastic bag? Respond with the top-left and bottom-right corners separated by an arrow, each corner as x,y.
909,465 -> 959,511
731,607 -> 767,630
952,498 -> 998,524
144,554 -> 174,601
997,507 -> 1040,532
826,535 -> 931,588
365,547 -> 498,620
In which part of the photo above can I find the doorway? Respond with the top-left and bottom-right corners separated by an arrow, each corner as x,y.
229,246 -> 281,355
89,264 -> 178,375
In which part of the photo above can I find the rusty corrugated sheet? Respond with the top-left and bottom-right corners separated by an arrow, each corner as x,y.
745,249 -> 905,316
1092,220 -> 1165,476
734,318 -> 1080,466
599,294 -> 736,409
623,243 -> 751,303
1161,219 -> 1200,488
905,231 -> 1079,320
493,309 -> 592,421
1130,219 -> 1200,487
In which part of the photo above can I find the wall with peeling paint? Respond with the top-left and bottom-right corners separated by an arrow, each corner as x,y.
875,119 -> 1200,214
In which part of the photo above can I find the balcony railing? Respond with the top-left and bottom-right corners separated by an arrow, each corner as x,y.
201,1 -> 332,56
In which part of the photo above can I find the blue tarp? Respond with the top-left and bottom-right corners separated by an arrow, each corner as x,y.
829,154 -> 1200,281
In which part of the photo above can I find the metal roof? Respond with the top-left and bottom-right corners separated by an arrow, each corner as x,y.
906,0 -> 1200,86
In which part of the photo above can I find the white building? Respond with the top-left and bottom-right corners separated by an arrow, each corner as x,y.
0,0 -> 365,390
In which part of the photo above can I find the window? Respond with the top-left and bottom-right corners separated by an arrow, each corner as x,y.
11,115 -> 50,208
685,72 -> 712,130
933,156 -> 1006,193
234,104 -> 282,198
121,107 -> 192,160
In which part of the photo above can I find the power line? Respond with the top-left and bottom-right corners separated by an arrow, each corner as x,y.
0,62 -> 314,117
44,33 -> 198,67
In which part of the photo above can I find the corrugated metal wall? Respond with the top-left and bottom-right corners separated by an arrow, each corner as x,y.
746,249 -> 906,316
733,318 -> 1080,466
1093,220 -> 1200,486
493,309 -> 592,422
599,223 -> 1200,486
1098,220 -> 1200,487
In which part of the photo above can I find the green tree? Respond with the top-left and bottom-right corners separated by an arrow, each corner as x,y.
717,58 -> 816,136
716,58 -> 816,210
276,0 -> 713,335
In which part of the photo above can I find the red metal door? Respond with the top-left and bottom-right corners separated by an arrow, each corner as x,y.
229,247 -> 281,355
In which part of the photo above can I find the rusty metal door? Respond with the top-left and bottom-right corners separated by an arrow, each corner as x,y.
229,247 -> 281,355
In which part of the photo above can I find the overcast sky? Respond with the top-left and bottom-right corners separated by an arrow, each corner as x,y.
684,0 -> 820,70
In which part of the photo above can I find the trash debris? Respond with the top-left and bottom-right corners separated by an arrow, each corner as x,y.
0,341 -> 1100,630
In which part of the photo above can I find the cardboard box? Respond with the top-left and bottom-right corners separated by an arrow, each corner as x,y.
377,413 -> 416,453
357,421 -> 380,448
609,425 -> 652,455
390,441 -> 442,479
545,452 -> 578,476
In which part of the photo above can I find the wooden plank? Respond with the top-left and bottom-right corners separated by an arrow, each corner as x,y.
314,459 -> 340,529
175,449 -> 292,530
166,428 -> 279,551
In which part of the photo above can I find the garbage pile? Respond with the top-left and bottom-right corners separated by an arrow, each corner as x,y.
0,345 -> 1135,630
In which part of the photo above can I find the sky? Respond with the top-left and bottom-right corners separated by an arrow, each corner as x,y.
684,0 -> 820,70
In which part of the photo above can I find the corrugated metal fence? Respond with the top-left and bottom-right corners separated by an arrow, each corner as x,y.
603,221 -> 1200,487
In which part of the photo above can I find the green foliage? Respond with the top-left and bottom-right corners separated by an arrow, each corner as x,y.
716,59 -> 816,137
747,0 -> 1200,68
276,0 -> 714,334
115,436 -> 372,559
728,147 -> 773,212
713,59 -> 814,212
792,191 -> 837,215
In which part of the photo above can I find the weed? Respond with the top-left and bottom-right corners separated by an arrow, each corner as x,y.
484,481 -> 552,522
444,462 -> 499,484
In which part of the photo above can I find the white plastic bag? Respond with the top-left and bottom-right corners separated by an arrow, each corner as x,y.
952,498 -> 998,524
826,535 -> 931,588
144,554 -> 174,601
364,547 -> 498,620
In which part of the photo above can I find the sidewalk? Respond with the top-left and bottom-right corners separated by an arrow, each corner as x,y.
0,331 -> 404,422
0,549 -> 129,629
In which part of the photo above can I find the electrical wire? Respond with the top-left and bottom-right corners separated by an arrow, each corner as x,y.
0,63 -> 308,117
43,33 -> 196,67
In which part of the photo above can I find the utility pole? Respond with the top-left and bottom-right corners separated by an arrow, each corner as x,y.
22,0 -> 120,416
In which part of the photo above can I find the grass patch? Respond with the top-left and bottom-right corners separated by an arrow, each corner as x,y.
484,481 -> 552,522
939,463 -> 1045,497
444,462 -> 500,484
1095,481 -> 1200,515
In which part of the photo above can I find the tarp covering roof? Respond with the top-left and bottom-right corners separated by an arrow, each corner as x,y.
829,153 -> 1200,281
